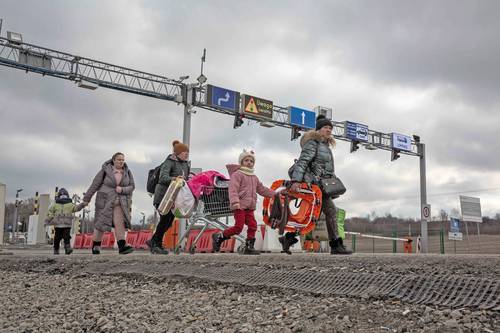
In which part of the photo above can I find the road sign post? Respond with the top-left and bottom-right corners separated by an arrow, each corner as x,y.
418,143 -> 428,253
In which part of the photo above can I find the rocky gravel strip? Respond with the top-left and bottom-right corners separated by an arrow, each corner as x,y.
1,269 -> 499,333
0,255 -> 499,332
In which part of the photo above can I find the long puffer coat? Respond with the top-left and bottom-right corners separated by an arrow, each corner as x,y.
83,160 -> 135,232
290,130 -> 336,184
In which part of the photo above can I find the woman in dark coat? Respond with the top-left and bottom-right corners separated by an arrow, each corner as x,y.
83,152 -> 135,254
146,140 -> 190,254
287,115 -> 352,255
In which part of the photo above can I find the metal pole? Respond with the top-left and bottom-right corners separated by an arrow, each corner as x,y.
464,220 -> 470,253
0,183 -> 5,245
179,84 -> 193,251
476,222 -> 481,253
13,189 -> 22,238
182,84 -> 193,147
418,143 -> 428,253
12,201 -> 18,238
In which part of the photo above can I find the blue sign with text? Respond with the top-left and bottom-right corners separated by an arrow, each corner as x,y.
288,106 -> 316,129
345,121 -> 369,142
392,133 -> 412,151
206,85 -> 240,112
450,217 -> 460,233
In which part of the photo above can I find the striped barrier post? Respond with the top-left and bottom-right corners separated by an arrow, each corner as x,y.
34,191 -> 39,215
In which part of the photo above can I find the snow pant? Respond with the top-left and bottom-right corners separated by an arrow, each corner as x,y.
54,227 -> 71,250
322,193 -> 338,240
223,209 -> 257,239
93,200 -> 126,242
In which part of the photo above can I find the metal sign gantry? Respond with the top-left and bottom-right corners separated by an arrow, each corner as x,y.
0,33 -> 429,252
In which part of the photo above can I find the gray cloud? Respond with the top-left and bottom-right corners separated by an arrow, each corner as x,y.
1,0 -> 500,221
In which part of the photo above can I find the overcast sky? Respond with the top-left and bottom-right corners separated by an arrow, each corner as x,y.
1,0 -> 500,223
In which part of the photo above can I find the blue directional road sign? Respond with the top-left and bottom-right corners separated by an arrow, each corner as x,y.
450,217 -> 460,233
391,133 -> 412,152
288,106 -> 316,129
206,84 -> 240,112
345,121 -> 368,142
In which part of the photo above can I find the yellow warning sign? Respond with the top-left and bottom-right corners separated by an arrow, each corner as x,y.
241,94 -> 273,119
245,97 -> 258,113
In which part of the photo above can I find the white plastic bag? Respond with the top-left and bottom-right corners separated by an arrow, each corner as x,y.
172,184 -> 196,218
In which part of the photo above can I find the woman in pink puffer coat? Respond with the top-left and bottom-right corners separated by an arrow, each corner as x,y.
212,149 -> 275,254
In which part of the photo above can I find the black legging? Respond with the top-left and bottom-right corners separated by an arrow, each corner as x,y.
54,227 -> 71,249
152,210 -> 175,243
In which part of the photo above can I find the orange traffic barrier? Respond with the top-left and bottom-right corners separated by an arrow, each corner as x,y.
263,180 -> 322,235
162,219 -> 180,250
126,231 -> 139,248
74,234 -> 83,249
185,229 -> 235,253
101,232 -> 115,249
82,233 -> 93,249
135,230 -> 153,249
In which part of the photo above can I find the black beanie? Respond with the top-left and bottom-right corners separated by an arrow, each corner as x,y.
56,188 -> 72,204
316,114 -> 333,130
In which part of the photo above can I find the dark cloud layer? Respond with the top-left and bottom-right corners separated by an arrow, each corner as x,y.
1,0 -> 500,220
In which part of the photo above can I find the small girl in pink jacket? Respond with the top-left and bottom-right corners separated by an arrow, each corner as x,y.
212,149 -> 275,254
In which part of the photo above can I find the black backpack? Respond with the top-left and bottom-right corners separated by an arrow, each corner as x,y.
146,164 -> 162,195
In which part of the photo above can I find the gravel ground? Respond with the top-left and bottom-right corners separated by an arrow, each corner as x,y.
0,251 -> 499,332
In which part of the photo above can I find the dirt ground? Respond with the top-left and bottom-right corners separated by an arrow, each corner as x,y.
0,249 -> 499,333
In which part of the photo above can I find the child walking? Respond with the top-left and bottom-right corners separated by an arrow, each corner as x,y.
212,149 -> 276,255
45,188 -> 85,255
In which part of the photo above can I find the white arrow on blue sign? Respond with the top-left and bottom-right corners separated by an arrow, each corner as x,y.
288,106 -> 316,129
206,84 -> 240,112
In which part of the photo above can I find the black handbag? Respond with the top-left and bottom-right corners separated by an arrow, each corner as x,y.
320,175 -> 346,198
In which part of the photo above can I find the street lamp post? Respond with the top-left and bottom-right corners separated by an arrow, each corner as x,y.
140,212 -> 146,230
12,189 -> 23,239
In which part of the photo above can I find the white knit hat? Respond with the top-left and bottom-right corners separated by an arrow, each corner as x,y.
238,149 -> 256,165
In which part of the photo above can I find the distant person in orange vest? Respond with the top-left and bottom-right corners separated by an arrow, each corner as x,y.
212,149 -> 276,255
147,140 -> 190,254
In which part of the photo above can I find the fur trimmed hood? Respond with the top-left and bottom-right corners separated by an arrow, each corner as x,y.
300,130 -> 336,148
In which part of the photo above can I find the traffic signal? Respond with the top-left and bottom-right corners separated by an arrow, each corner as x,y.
391,149 -> 400,161
233,113 -> 244,129
291,126 -> 301,141
350,141 -> 359,153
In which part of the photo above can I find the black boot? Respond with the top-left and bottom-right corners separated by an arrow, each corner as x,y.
118,240 -> 134,255
146,238 -> 169,254
337,237 -> 353,255
242,238 -> 260,255
53,247 -> 60,255
279,232 -> 298,255
64,243 -> 73,255
92,241 -> 101,255
330,238 -> 352,255
212,233 -> 229,253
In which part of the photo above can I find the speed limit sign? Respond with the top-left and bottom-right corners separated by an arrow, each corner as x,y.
422,204 -> 431,222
